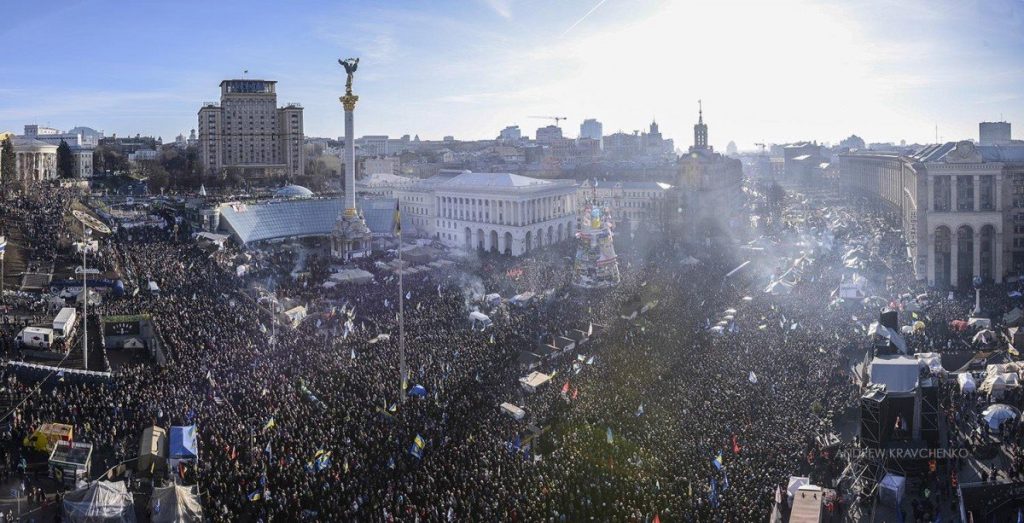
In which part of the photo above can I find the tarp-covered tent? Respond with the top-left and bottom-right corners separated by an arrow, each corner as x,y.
63,480 -> 136,523
968,317 -> 991,329
169,425 -> 198,469
878,474 -> 905,508
1004,307 -> 1024,326
151,484 -> 203,523
519,371 -> 551,393
972,329 -> 997,345
138,426 -> 167,474
915,353 -> 944,375
982,404 -> 1021,430
469,311 -> 492,330
867,322 -> 908,354
786,476 -> 809,504
957,373 -> 977,393
869,356 -> 920,394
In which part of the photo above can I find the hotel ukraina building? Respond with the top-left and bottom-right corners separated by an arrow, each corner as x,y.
839,137 -> 1024,289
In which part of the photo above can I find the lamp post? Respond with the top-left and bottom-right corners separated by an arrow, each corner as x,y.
973,275 -> 983,316
82,227 -> 91,371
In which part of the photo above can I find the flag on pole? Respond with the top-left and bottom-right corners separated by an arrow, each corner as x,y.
712,450 -> 723,470
606,427 -> 614,445
265,441 -> 272,461
263,417 -> 276,432
635,403 -> 644,417
561,381 -> 570,394
393,200 -> 401,235
748,371 -> 758,384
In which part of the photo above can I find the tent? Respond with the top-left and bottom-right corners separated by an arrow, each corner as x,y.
979,373 -> 1021,398
972,329 -> 997,345
469,311 -> 492,330
151,484 -> 203,523
138,426 -> 167,473
786,476 -> 809,504
63,480 -> 136,523
499,403 -> 526,421
968,317 -> 992,329
982,404 -> 1020,430
1004,307 -> 1024,326
915,353 -> 944,375
957,373 -> 977,393
519,371 -> 551,393
169,425 -> 198,469
867,322 -> 908,354
408,384 -> 427,397
878,474 -> 905,508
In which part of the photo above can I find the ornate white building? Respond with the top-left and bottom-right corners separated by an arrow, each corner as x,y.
7,137 -> 58,181
393,170 -> 577,255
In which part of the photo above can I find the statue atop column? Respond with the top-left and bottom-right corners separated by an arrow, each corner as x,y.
338,58 -> 359,111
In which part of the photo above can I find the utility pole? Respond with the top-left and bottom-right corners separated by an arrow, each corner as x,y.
398,226 -> 406,403
82,228 -> 90,370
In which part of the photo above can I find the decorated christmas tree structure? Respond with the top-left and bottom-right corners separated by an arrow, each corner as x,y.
572,204 -> 621,288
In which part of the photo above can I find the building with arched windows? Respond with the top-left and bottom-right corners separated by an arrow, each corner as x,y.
839,139 -> 1024,288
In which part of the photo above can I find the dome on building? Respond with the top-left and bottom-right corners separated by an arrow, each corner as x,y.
274,185 -> 314,199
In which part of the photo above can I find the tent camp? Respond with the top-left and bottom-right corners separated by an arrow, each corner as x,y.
151,484 -> 203,523
63,480 -> 136,523
138,426 -> 167,474
169,425 -> 198,470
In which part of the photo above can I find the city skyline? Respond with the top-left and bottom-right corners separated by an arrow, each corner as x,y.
1,0 -> 1023,149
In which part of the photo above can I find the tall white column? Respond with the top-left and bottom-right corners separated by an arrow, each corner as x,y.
344,109 -> 356,213
973,175 -> 980,212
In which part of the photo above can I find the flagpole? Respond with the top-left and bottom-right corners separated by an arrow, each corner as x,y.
398,214 -> 406,404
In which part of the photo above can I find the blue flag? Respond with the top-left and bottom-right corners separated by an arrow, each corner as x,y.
712,450 -> 723,471
710,477 -> 719,508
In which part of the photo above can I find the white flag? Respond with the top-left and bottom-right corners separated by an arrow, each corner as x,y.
748,371 -> 758,384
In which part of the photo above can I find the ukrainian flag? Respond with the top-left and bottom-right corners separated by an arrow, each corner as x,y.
414,434 -> 426,449
263,417 -> 276,431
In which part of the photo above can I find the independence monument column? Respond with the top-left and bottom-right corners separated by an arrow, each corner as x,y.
332,57 -> 372,259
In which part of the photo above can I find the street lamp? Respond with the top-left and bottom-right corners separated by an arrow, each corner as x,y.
973,275 -> 983,316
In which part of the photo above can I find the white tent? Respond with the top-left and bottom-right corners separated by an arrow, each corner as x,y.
956,373 -> 977,393
786,476 -> 809,504
151,484 -> 203,523
972,329 -> 996,345
63,480 -> 136,522
519,371 -> 551,393
878,473 -> 905,508
968,317 -> 992,329
469,311 -> 492,330
980,373 -> 1021,398
982,404 -> 1021,430
915,353 -> 944,375
867,322 -> 908,354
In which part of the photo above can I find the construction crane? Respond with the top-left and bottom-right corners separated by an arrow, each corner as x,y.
529,115 -> 568,127
754,142 -> 767,154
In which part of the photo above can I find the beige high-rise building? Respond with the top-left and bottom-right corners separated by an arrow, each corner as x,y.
198,79 -> 305,179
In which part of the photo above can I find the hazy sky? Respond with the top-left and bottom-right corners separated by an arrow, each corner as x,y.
2,0 -> 1023,150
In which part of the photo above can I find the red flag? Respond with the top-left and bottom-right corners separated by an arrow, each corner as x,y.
572,388 -> 579,400
230,446 -> 237,461
561,381 -> 570,394
732,434 -> 741,454
653,515 -> 661,523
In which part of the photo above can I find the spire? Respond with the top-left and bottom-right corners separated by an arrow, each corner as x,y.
692,100 -> 709,152
698,99 -> 703,124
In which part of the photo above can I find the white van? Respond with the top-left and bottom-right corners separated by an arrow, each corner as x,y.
52,308 -> 77,338
18,327 -> 55,349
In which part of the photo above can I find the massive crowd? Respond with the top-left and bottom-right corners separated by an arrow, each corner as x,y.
0,183 -> 1022,521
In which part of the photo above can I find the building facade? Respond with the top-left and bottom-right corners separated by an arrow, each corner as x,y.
840,141 -> 1024,288
580,119 -> 603,143
535,125 -> 563,144
675,108 -> 744,245
22,124 -> 94,177
980,121 -> 1011,146
7,137 -> 58,181
577,180 -> 673,232
198,80 -> 305,179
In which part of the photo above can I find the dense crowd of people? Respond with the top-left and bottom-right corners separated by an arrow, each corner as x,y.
1,182 -> 1023,521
